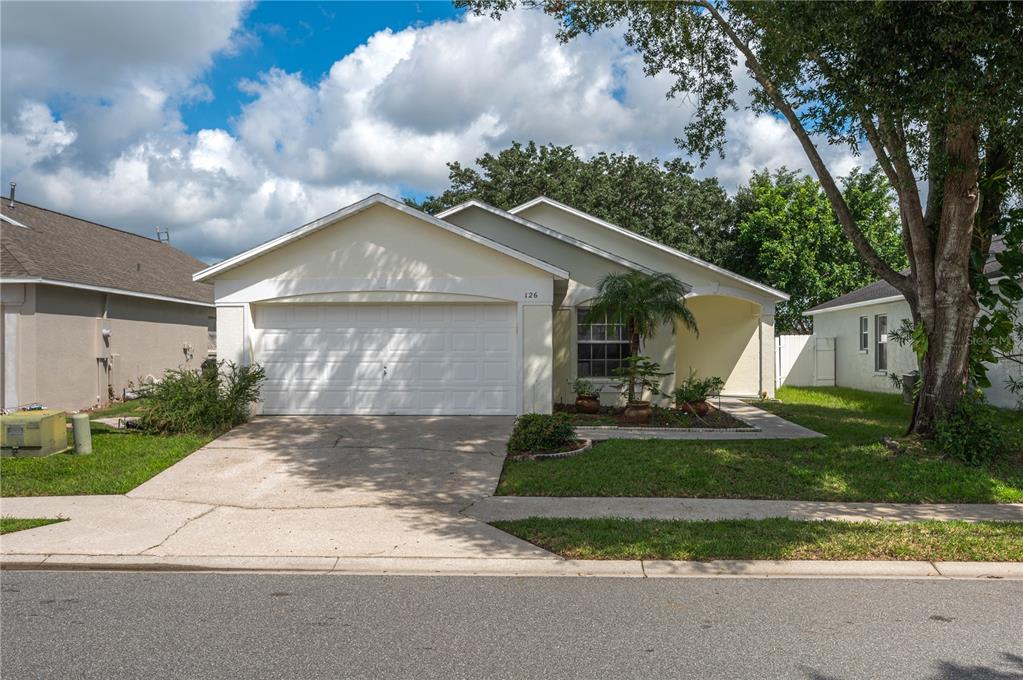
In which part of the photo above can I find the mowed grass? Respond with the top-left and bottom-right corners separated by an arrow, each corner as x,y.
497,387 -> 1023,503
493,517 -> 1023,561
87,399 -> 147,420
0,517 -> 66,534
0,428 -> 211,497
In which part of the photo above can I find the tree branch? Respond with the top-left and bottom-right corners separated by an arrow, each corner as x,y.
699,0 -> 911,297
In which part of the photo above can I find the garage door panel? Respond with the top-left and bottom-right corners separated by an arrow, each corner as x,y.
254,303 -> 518,415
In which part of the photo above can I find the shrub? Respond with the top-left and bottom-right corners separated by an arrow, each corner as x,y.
507,413 -> 577,454
932,396 -> 1005,466
138,361 -> 266,435
673,369 -> 725,406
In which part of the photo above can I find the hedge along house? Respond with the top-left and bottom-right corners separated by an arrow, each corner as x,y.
196,194 -> 788,415
1,195 -> 215,412
804,237 -> 1021,409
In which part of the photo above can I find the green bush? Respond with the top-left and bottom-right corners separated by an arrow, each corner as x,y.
933,396 -> 1005,466
673,369 -> 725,406
138,361 -> 266,435
507,413 -> 577,454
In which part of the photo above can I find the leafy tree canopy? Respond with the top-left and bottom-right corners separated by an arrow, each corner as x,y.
410,141 -> 736,264
458,0 -> 1023,433
729,166 -> 906,333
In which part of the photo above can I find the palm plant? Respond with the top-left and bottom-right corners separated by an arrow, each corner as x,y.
585,271 -> 698,357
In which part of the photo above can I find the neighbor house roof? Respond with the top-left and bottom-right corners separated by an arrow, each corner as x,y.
805,237 -> 1013,315
508,196 -> 790,301
1,196 -> 213,306
193,194 -> 570,282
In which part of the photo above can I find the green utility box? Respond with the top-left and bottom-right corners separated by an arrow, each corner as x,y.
0,410 -> 69,457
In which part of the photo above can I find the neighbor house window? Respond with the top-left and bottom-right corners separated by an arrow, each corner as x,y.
874,314 -> 888,372
577,308 -> 631,378
859,316 -> 869,351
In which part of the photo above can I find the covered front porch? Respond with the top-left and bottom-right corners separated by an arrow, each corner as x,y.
550,289 -> 777,406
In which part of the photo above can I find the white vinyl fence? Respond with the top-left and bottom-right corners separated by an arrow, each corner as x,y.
776,334 -> 835,388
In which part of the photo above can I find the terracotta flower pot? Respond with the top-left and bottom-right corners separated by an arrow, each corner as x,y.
622,400 -> 651,425
575,395 -> 600,414
678,401 -> 710,416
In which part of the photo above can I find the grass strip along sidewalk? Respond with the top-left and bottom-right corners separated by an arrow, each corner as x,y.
493,517 -> 1023,562
497,387 -> 1023,504
0,518 -> 66,534
1,430 -> 211,497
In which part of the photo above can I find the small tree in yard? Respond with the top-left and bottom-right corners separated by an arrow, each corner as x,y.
462,0 -> 1023,435
585,270 -> 697,354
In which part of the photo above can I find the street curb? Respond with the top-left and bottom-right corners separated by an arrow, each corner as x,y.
3,554 -> 1022,579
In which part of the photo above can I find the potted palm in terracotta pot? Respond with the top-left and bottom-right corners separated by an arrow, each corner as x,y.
611,355 -> 671,424
572,378 -> 601,414
582,271 -> 698,425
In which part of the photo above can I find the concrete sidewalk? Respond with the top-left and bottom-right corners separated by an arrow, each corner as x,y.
576,398 -> 826,441
466,497 -> 1023,523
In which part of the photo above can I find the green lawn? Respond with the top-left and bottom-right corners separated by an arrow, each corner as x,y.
493,517 -> 1023,561
0,428 -> 211,497
87,399 -> 146,420
0,517 -> 66,534
497,387 -> 1023,503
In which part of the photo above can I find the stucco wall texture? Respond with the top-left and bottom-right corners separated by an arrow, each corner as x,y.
2,283 -> 212,411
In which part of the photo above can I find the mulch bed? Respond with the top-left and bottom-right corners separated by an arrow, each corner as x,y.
555,403 -> 747,430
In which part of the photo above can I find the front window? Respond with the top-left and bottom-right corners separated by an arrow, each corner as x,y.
874,314 -> 888,372
577,308 -> 631,378
859,316 -> 869,351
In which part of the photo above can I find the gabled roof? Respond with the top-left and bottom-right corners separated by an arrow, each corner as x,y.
1,196 -> 213,306
806,237 -> 1013,315
435,199 -> 657,276
509,196 -> 789,301
194,194 -> 569,282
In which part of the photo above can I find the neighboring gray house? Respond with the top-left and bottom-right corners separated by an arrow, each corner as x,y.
1,195 -> 214,411
803,238 -> 1021,408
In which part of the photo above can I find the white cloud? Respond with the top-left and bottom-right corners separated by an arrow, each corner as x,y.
0,101 -> 76,172
1,6 -> 872,262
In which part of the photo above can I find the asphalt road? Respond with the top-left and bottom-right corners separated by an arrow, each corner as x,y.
1,572 -> 1021,679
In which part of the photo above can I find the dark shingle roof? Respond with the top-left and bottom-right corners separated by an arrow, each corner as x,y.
1,197 -> 212,305
806,237 -> 1015,314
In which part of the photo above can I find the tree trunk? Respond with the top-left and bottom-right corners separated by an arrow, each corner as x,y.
907,122 -> 981,436
627,322 -> 642,403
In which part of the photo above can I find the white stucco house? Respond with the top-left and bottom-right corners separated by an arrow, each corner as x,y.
803,238 -> 1021,409
196,194 -> 788,415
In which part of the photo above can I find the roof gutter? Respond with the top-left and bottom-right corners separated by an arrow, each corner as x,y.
0,277 -> 214,308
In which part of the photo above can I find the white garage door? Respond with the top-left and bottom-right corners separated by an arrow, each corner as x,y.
253,303 -> 518,415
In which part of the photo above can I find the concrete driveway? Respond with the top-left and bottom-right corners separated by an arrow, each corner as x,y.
2,417 -> 553,562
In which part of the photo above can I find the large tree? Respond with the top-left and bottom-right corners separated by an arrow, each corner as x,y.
460,0 -> 1023,434
730,166 -> 906,333
411,141 -> 736,264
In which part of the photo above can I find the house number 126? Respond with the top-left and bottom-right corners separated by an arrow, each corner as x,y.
524,291 -> 539,299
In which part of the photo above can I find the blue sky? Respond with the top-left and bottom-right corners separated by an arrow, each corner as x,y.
1,1 -> 866,261
184,2 -> 463,134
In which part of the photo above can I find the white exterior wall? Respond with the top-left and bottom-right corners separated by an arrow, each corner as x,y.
522,304 -> 554,413
984,299 -> 1023,408
810,297 -> 1022,409
210,203 -> 558,414
499,201 -> 777,402
810,299 -> 915,394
